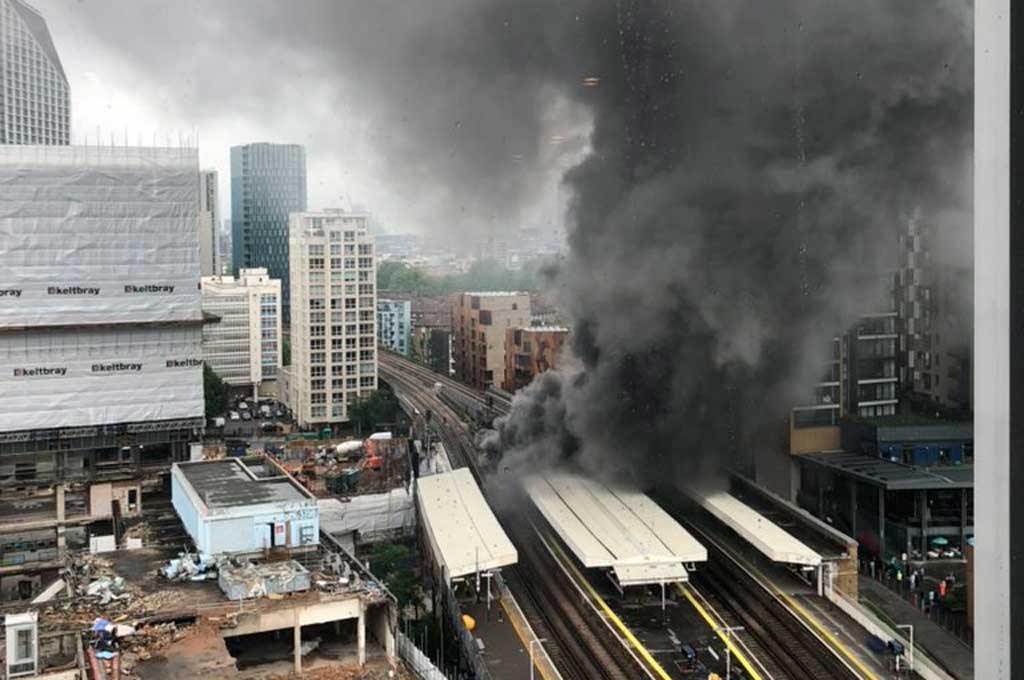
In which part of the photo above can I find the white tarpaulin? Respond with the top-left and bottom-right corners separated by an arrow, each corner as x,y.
0,145 -> 201,327
0,325 -> 204,432
318,489 -> 415,543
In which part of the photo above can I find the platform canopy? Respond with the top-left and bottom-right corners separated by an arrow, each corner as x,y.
417,467 -> 517,583
686,488 -> 822,566
525,472 -> 707,586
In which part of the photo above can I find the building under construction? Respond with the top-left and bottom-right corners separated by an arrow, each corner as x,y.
0,146 -> 205,600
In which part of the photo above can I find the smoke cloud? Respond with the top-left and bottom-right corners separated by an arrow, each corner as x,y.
483,0 -> 972,485
50,0 -> 971,484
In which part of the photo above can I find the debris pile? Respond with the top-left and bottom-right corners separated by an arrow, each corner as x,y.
160,550 -> 221,582
218,559 -> 311,600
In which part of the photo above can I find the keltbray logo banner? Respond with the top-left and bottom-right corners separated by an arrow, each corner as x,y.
13,366 -> 67,377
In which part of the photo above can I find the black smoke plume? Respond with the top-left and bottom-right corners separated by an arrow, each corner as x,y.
61,0 -> 971,485
483,0 -> 972,486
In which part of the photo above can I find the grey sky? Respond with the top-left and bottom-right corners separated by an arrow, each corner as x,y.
35,0 -> 591,237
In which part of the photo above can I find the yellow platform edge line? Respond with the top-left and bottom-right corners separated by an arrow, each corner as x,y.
545,535 -> 673,680
727,544 -> 879,680
498,595 -> 561,680
774,588 -> 880,680
675,583 -> 765,680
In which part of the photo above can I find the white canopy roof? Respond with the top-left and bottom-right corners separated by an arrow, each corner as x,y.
525,472 -> 706,585
417,468 -> 517,582
686,488 -> 822,566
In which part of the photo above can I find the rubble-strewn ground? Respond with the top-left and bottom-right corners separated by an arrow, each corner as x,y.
128,617 -> 411,679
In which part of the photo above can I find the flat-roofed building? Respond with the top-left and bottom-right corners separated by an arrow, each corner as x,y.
450,292 -> 530,389
171,458 -> 318,554
201,268 -> 282,394
503,325 -> 569,392
376,298 -> 411,356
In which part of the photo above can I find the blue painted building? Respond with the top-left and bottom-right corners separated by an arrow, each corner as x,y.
230,143 -> 307,324
842,419 -> 973,467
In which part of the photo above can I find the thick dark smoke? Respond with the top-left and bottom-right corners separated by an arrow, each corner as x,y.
58,1 -> 971,484
483,1 -> 972,486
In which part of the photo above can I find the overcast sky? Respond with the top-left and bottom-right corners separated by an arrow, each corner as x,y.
34,0 -> 590,239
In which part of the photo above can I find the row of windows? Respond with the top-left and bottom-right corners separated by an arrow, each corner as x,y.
306,352 -> 376,375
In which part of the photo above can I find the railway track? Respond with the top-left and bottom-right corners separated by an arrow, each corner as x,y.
380,358 -> 645,680
383,352 -> 876,680
684,520 -> 863,680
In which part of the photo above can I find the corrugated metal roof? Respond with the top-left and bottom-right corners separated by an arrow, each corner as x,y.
525,472 -> 706,585
686,488 -> 822,566
416,468 -> 517,582
801,451 -> 974,490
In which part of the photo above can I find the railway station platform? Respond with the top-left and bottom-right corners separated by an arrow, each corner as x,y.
463,597 -> 536,678
858,575 -> 973,679
525,471 -> 706,588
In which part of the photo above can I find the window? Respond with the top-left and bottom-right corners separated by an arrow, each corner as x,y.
16,627 -> 33,661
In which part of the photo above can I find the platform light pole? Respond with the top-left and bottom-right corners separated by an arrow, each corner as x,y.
717,625 -> 744,679
529,637 -> 548,680
896,624 -> 914,671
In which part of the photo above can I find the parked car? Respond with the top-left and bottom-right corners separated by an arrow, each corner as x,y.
229,411 -> 240,421
211,417 -> 226,428
241,410 -> 252,421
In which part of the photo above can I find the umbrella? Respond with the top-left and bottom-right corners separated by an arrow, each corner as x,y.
930,536 -> 950,547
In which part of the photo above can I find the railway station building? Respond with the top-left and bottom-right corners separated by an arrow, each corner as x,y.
797,451 -> 973,562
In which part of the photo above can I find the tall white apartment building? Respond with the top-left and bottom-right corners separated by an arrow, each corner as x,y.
200,268 -> 281,394
284,210 -> 377,428
0,0 -> 70,145
198,169 -> 219,277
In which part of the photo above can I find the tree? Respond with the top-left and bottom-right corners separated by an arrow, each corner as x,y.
348,389 -> 399,435
203,364 -> 229,418
377,257 -> 548,296
369,542 -> 417,608
282,339 -> 291,366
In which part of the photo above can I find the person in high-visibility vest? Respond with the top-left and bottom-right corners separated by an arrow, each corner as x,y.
939,579 -> 947,598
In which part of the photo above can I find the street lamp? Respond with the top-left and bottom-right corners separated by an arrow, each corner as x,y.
716,625 -> 744,678
529,637 -> 548,680
896,624 -> 914,672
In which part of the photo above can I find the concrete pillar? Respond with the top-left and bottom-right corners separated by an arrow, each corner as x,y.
55,485 -> 65,522
294,610 -> 302,675
55,485 -> 66,552
358,601 -> 366,666
878,488 -> 886,559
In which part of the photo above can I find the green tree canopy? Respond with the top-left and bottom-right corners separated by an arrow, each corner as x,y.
348,388 -> 399,435
203,364 -> 229,419
377,258 -> 549,296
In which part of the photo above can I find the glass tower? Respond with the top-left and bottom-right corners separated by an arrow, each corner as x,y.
230,143 -> 307,324
0,0 -> 70,145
